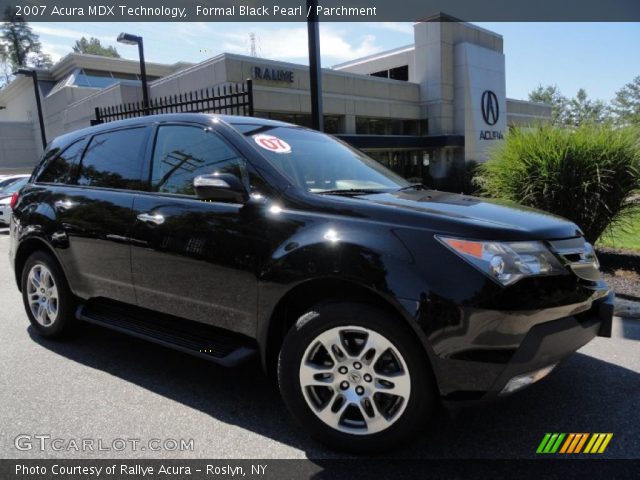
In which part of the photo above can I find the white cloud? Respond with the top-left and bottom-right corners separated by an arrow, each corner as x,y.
31,25 -> 113,43
213,25 -> 381,62
41,43 -> 72,62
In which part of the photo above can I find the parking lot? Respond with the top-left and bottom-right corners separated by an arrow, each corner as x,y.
0,228 -> 638,460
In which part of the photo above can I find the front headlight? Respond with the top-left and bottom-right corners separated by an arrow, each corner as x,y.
436,236 -> 567,286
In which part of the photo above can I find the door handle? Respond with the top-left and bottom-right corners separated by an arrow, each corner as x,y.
137,212 -> 165,225
54,199 -> 76,211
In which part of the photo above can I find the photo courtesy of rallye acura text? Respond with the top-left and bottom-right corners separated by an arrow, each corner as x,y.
9,113 -> 613,452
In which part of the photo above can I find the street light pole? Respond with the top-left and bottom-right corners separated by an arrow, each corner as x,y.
306,0 -> 324,132
117,32 -> 150,115
14,68 -> 46,149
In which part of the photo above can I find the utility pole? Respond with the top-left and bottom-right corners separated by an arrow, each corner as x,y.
306,0 -> 323,131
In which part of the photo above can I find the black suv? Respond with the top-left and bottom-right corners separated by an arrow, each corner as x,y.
10,114 -> 613,452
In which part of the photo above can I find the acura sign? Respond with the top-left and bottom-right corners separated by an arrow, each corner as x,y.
479,89 -> 503,140
481,90 -> 499,125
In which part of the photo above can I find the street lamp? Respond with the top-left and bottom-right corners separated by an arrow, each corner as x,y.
13,68 -> 46,148
117,32 -> 150,115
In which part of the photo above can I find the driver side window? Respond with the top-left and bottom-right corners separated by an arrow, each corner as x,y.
151,125 -> 248,195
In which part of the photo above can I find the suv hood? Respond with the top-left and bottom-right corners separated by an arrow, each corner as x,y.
340,189 -> 583,241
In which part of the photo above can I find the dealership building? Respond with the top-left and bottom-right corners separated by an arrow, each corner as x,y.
0,16 -> 550,184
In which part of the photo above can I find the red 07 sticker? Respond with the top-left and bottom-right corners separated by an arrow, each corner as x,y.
253,134 -> 292,154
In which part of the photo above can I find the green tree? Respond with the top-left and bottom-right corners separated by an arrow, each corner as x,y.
566,88 -> 609,126
611,76 -> 640,127
72,37 -> 120,58
0,6 -> 52,72
528,84 -> 569,126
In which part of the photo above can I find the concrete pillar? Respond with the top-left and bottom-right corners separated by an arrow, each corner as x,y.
343,114 -> 356,134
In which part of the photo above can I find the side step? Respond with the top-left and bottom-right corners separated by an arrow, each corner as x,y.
77,300 -> 256,367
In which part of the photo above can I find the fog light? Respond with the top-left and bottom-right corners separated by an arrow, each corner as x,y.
500,364 -> 556,395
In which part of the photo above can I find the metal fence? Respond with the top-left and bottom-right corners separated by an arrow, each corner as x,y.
92,79 -> 254,125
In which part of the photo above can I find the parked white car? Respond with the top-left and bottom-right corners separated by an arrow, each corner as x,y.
0,177 -> 29,226
0,174 -> 29,191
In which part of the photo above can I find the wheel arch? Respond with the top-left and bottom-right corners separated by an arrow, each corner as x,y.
259,277 -> 441,390
14,237 -> 66,292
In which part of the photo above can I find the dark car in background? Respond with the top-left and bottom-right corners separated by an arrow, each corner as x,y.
9,114 -> 613,452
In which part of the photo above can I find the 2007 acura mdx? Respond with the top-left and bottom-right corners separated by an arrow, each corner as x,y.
9,114 -> 613,452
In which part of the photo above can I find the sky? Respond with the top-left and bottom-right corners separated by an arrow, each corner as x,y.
31,21 -> 640,102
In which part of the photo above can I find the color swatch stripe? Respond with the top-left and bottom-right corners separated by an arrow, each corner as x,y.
597,434 -> 613,453
537,433 -> 612,454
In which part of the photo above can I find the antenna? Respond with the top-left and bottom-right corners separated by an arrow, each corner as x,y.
249,32 -> 257,57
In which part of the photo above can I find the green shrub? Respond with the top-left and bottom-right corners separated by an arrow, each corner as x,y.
474,124 -> 640,244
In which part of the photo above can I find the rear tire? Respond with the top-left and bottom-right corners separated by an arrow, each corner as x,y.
21,251 -> 77,338
278,301 -> 437,453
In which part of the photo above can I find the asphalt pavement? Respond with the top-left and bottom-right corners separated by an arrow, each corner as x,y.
0,228 -> 638,460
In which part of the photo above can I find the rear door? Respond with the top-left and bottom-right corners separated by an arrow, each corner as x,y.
50,126 -> 150,304
129,122 -> 270,337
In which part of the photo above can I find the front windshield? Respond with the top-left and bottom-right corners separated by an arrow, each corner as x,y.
237,125 -> 409,193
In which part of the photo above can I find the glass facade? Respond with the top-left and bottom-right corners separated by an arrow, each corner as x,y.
356,117 -> 425,136
254,112 -> 343,134
366,150 -> 434,185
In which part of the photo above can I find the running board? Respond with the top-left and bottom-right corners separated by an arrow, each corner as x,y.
77,300 -> 256,367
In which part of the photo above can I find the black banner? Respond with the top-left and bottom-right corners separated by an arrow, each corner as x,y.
1,459 -> 640,480
1,0 -> 640,22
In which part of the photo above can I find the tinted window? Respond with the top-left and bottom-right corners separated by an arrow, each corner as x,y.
38,139 -> 86,184
77,128 -> 148,190
151,125 -> 247,195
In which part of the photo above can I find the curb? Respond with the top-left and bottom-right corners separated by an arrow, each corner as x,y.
614,298 -> 640,319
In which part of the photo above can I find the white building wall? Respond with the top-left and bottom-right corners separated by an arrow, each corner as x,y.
0,122 -> 39,174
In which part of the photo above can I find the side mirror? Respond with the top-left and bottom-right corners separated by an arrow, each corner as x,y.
193,174 -> 249,203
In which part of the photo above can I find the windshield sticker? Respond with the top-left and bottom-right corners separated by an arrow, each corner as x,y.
253,134 -> 292,154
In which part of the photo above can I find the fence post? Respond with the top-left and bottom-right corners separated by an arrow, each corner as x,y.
246,78 -> 254,117
91,106 -> 102,126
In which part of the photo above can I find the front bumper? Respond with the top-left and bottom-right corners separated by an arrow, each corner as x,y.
405,289 -> 614,400
485,290 -> 614,398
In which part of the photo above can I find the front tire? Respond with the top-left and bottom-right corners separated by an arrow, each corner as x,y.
278,302 -> 437,453
21,251 -> 77,338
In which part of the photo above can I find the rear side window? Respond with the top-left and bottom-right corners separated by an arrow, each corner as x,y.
37,139 -> 86,184
77,127 -> 148,190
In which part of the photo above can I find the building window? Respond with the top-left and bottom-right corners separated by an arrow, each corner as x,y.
368,65 -> 409,82
255,112 -> 343,133
365,150 -> 432,185
390,66 -> 409,81
355,117 -> 424,136
71,68 -> 160,89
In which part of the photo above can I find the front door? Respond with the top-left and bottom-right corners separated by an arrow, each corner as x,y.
130,123 -> 268,337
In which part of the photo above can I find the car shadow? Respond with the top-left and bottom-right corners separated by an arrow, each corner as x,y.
28,323 -> 639,460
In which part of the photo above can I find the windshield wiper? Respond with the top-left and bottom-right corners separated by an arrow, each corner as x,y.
396,183 -> 425,192
317,188 -> 386,196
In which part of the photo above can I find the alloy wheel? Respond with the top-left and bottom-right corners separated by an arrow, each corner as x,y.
26,264 -> 59,327
299,325 -> 411,435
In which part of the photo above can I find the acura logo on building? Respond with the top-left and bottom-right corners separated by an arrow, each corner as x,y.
481,90 -> 499,126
